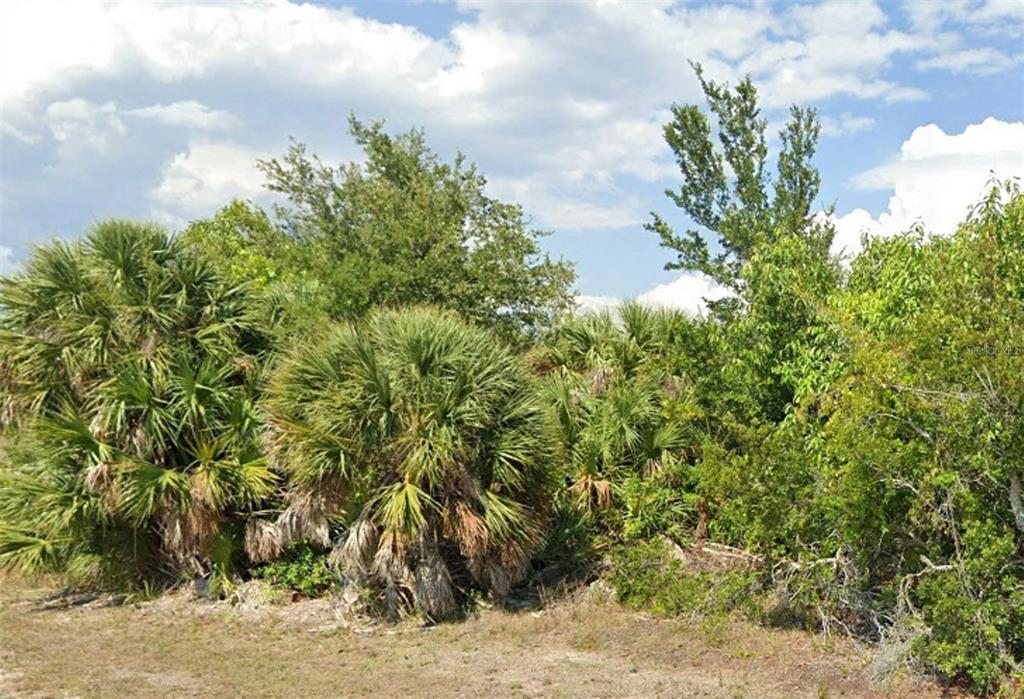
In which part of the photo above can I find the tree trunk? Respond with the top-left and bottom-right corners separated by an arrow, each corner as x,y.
1010,471 -> 1024,536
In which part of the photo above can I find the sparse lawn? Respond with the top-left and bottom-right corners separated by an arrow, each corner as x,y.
0,578 -> 946,698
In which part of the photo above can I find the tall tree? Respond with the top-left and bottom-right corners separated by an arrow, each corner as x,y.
646,62 -> 828,292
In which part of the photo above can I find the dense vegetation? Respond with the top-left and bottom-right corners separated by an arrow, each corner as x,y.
1,69 -> 1021,694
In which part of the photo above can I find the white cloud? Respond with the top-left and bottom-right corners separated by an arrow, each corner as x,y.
907,0 -> 1024,37
576,273 -> 733,317
44,99 -> 125,158
150,142 -> 269,223
3,0 -> 1021,282
820,113 -> 876,137
916,47 -> 1024,74
739,0 -> 937,107
125,101 -> 238,130
1,121 -> 40,144
637,273 -> 733,315
0,0 -> 116,105
831,117 -> 1024,258
489,174 -> 644,231
575,294 -> 620,315
0,246 -> 16,276
0,0 -> 977,237
41,98 -> 236,162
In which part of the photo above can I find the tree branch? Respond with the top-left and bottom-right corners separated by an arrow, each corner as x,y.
1010,471 -> 1024,536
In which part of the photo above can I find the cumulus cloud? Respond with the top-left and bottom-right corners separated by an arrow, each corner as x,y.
1,0 -> 1021,294
637,273 -> 734,315
2,0 -> 1000,245
125,101 -> 238,131
831,117 -> 1024,258
150,142 -> 270,224
577,273 -> 732,317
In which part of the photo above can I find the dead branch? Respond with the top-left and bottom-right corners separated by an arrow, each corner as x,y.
898,555 -> 956,616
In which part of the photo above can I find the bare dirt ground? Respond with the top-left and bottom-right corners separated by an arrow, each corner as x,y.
0,577 -> 947,699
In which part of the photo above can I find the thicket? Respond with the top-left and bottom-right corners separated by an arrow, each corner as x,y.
1,69 -> 1021,694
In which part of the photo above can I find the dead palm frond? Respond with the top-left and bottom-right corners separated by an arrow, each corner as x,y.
244,518 -> 282,564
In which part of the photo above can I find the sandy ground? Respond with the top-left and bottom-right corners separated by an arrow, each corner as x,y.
0,578 -> 947,698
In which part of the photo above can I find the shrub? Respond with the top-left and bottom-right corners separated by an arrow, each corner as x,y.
252,545 -> 336,598
0,221 -> 276,589
607,539 -> 761,620
262,307 -> 553,619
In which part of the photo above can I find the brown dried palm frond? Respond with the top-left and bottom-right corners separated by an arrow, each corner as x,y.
189,470 -> 215,508
84,461 -> 115,495
186,501 -> 221,550
140,331 -> 160,358
570,474 -> 613,509
465,538 -> 532,599
586,364 -> 615,396
275,491 -> 331,548
129,423 -> 147,459
232,353 -> 257,377
86,461 -> 122,513
244,518 -> 282,563
372,530 -> 413,585
88,412 -> 109,441
372,530 -> 416,618
413,530 -> 456,620
158,497 -> 222,575
644,457 -> 662,478
442,500 -> 489,558
331,516 -> 378,578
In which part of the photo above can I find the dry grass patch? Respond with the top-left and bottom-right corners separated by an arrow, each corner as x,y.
0,578 -> 946,698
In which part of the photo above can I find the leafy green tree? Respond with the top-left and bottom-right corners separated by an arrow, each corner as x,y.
179,200 -> 333,346
179,199 -> 289,291
647,63 -> 840,422
817,183 -> 1024,691
247,116 -> 576,345
647,62 -> 828,293
262,307 -> 552,619
0,222 -> 276,589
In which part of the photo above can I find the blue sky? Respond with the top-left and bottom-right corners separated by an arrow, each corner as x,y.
1,0 -> 1022,310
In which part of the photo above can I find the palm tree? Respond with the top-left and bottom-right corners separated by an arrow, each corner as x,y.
539,302 -> 696,510
262,307 -> 552,619
0,221 -> 276,588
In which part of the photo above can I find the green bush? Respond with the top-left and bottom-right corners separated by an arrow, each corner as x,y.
262,307 -> 553,619
607,540 -> 761,620
0,221 -> 276,590
252,545 -> 336,598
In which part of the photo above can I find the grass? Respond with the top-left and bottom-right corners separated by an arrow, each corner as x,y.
0,577 -> 944,698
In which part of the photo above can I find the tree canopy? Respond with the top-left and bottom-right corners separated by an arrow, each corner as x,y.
186,117 -> 576,346
646,62 -> 830,292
